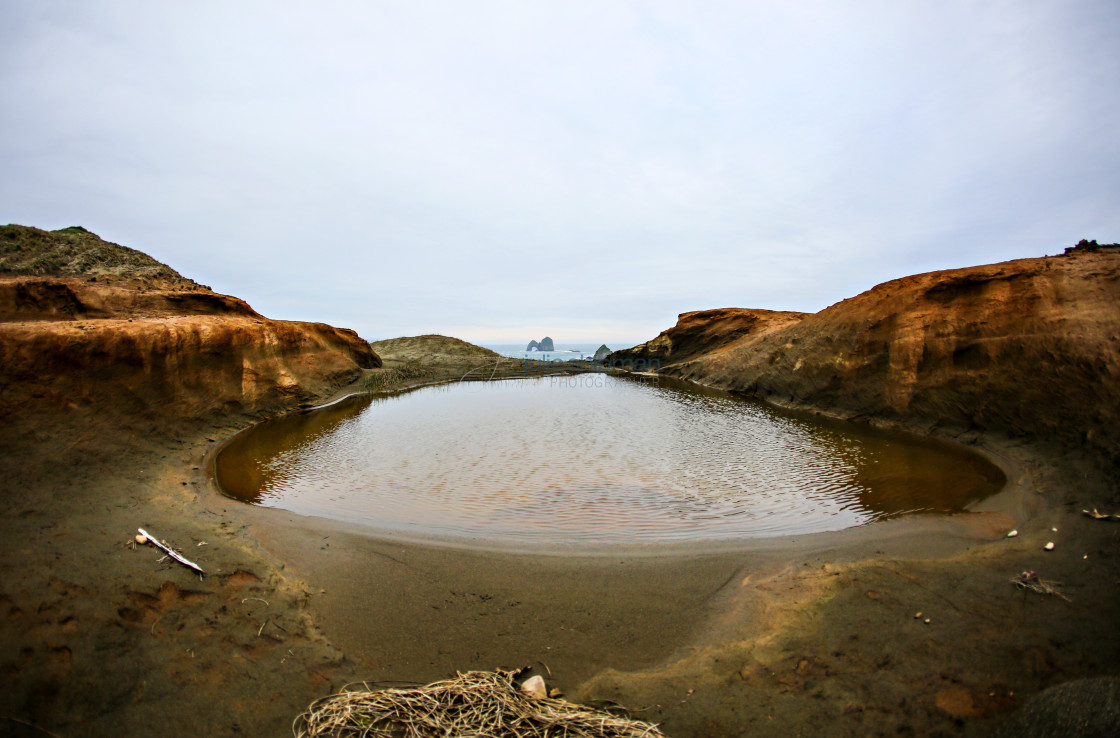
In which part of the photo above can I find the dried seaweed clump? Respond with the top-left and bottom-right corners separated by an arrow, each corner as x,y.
293,669 -> 665,738
1011,570 -> 1070,602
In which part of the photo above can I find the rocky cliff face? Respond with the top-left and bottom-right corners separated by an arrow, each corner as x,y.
0,226 -> 379,450
614,307 -> 808,367
616,252 -> 1120,475
0,276 -> 258,322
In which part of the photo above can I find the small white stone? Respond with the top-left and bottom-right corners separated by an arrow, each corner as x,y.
520,675 -> 547,700
924,618 -> 931,625
1044,542 -> 1055,551
1006,529 -> 1018,538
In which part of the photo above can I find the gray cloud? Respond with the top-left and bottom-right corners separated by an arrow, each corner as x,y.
3,1 -> 1117,344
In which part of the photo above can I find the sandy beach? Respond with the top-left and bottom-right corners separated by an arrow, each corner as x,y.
2,233 -> 1118,736
3,368 -> 1118,737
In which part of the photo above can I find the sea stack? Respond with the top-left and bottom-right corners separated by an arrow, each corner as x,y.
526,340 -> 539,351
538,336 -> 555,351
593,344 -> 611,361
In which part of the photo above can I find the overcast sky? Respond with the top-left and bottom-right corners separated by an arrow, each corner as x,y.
2,2 -> 1117,345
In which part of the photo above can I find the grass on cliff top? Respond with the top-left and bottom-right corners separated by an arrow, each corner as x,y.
369,334 -> 502,364
0,224 -> 203,288
364,335 -> 544,390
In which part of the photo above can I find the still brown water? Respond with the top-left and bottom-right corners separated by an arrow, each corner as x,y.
216,375 -> 1004,547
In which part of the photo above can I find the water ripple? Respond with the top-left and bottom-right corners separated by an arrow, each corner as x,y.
216,376 -> 1004,546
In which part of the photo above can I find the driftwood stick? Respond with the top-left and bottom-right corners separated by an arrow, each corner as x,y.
138,528 -> 205,576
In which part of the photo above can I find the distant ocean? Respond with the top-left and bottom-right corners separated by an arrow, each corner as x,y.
484,343 -> 638,360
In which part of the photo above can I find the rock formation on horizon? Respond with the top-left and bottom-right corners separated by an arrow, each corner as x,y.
593,344 -> 611,361
526,339 -> 539,351
538,336 -> 554,351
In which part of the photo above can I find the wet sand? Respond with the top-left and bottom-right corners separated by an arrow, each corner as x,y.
2,380 -> 1119,737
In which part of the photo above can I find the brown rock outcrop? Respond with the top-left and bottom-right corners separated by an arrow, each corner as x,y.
0,276 -> 259,322
0,226 -> 379,452
612,307 -> 808,368
618,251 -> 1120,477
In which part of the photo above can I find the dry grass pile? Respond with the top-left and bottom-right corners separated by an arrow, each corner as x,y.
293,669 -> 665,738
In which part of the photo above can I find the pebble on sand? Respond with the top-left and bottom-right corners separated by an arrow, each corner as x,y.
520,675 -> 547,700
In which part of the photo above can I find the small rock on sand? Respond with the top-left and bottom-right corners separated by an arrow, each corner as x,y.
520,675 -> 547,700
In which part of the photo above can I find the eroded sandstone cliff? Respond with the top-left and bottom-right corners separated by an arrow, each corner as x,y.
0,225 -> 379,455
616,307 -> 808,368
614,251 -> 1120,478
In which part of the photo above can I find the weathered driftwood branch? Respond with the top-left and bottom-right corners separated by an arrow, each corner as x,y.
138,528 -> 205,576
